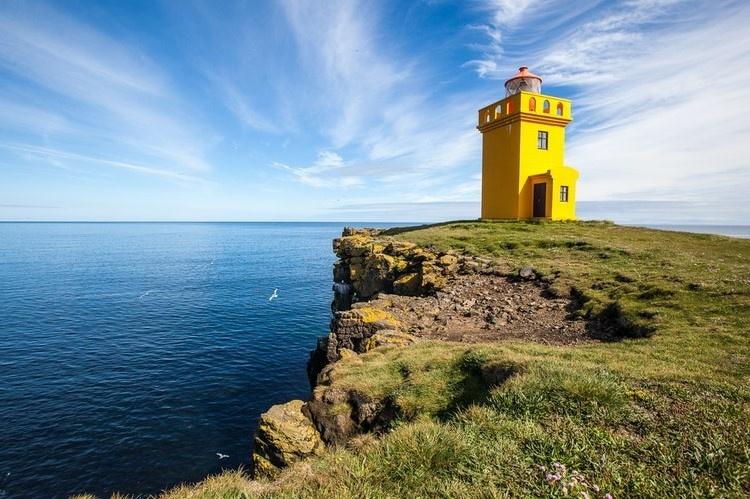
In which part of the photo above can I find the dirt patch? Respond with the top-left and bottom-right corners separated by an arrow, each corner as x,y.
361,272 -> 590,345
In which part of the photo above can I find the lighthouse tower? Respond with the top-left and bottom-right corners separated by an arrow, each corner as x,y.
477,67 -> 579,220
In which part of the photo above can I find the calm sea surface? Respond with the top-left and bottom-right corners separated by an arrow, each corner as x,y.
640,224 -> 750,238
0,222 -> 399,499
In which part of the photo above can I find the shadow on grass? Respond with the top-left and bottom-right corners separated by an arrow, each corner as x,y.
566,288 -> 656,342
435,353 -> 520,422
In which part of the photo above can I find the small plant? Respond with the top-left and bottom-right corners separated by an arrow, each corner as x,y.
541,462 -> 613,498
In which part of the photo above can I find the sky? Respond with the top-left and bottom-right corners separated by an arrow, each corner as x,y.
0,0 -> 749,223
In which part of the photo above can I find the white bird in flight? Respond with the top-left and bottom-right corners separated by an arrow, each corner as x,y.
216,453 -> 229,459
269,288 -> 279,301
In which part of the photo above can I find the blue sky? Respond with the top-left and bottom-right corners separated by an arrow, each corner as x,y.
1,0 -> 748,223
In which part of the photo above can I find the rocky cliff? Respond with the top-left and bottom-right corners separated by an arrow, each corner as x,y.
252,227 -> 458,475
252,227 -> 588,477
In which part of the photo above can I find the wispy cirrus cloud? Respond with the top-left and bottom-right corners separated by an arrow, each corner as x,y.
211,78 -> 280,134
463,0 -> 538,77
280,0 -> 411,149
464,0 -> 601,79
0,143 -> 210,184
273,0 -> 483,197
272,151 -> 363,189
0,2 -> 215,178
465,0 -> 750,222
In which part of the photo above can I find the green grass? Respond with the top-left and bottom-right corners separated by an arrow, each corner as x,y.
117,221 -> 750,498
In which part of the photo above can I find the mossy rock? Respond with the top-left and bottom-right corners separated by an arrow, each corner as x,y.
385,240 -> 417,255
252,400 -> 324,477
393,272 -> 421,296
338,348 -> 360,361
364,330 -> 418,351
438,254 -> 459,267
353,307 -> 400,328
335,234 -> 375,258
420,262 -> 447,292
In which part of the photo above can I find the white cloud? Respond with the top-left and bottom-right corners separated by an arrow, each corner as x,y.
463,0 -> 538,77
486,0 -> 538,25
315,151 -> 344,168
209,77 -> 279,134
274,0 -> 483,198
464,0 -> 601,79
0,3 -> 215,175
272,151 -> 363,189
280,0 -> 411,148
468,0 -> 750,222
0,143 -> 210,184
557,3 -> 750,212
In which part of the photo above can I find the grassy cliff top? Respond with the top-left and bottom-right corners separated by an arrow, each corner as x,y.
153,222 -> 750,498
387,220 -> 750,383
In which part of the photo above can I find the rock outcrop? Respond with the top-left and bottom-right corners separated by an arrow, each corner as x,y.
331,228 -> 458,307
253,226 -> 589,477
307,228 -> 462,385
253,228 -> 456,476
303,386 -> 398,447
252,400 -> 324,477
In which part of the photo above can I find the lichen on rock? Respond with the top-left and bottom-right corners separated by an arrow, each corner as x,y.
393,272 -> 420,296
331,227 -> 458,303
252,400 -> 324,478
363,330 -> 418,351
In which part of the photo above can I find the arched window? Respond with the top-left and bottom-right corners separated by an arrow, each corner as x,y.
495,105 -> 502,118
543,100 -> 550,113
484,111 -> 490,123
528,97 -> 536,112
556,102 -> 564,116
506,101 -> 513,114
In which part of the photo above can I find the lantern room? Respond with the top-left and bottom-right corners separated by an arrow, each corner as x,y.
504,66 -> 542,96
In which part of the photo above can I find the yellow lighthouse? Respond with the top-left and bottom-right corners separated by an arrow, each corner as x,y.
477,67 -> 579,220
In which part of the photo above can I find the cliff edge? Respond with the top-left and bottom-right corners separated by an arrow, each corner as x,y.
253,226 -> 599,476
151,221 -> 748,498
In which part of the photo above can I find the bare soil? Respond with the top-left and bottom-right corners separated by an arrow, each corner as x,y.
373,272 -> 591,345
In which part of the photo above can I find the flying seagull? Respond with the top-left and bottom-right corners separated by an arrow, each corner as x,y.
216,453 -> 229,459
269,288 -> 279,301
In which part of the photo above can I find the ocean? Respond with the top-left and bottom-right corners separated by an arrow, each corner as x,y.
639,224 -> 750,239
0,222 -> 400,498
0,221 -> 747,498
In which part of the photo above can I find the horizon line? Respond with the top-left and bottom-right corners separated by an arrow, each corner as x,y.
1,220 -> 749,227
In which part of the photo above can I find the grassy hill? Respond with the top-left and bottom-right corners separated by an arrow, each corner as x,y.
110,221 -> 750,498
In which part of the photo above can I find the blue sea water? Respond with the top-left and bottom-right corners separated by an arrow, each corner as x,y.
0,222 -> 398,499
640,224 -> 750,239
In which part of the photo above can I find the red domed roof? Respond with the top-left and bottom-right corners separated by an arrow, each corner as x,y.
504,66 -> 542,85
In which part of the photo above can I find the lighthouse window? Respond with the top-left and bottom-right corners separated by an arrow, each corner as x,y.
560,185 -> 569,202
537,131 -> 548,150
528,97 -> 536,111
543,100 -> 550,113
557,102 -> 564,116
